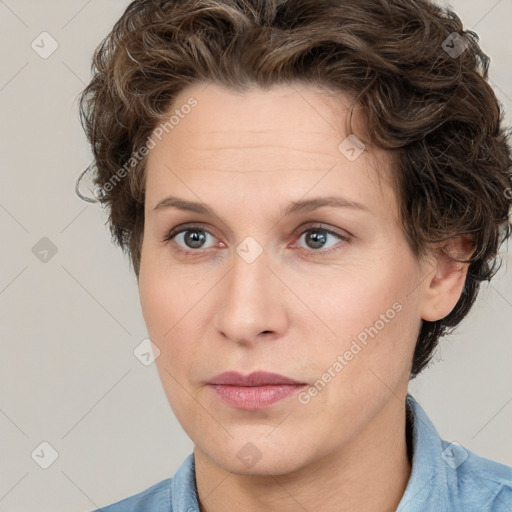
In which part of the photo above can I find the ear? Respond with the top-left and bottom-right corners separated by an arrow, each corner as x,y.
420,236 -> 475,322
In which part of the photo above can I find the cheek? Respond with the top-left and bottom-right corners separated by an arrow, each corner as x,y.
138,246 -> 185,340
138,269 -> 168,342
304,256 -> 421,383
138,256 -> 203,379
312,265 -> 412,338
140,267 -> 201,422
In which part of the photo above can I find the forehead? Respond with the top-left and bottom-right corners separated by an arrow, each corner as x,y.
144,81 -> 396,216
151,81 -> 361,157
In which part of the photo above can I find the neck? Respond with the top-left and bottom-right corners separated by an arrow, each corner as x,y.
194,394 -> 412,512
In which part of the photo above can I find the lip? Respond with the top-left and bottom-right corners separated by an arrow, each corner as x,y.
207,371 -> 307,410
207,371 -> 305,386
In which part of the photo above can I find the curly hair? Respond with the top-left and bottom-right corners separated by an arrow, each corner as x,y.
77,0 -> 512,378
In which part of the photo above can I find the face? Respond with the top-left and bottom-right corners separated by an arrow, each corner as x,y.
138,81 -> 428,476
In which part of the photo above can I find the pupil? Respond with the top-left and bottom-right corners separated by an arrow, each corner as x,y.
185,230 -> 206,248
307,230 -> 326,249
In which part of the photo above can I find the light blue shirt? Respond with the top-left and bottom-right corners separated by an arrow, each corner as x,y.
92,394 -> 512,511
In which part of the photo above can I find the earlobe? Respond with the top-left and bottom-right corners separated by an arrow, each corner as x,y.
420,237 -> 474,322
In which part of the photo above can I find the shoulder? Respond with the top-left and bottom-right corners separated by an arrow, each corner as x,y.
399,395 -> 512,512
451,443 -> 512,511
89,453 -> 197,511
89,478 -> 172,512
405,394 -> 512,512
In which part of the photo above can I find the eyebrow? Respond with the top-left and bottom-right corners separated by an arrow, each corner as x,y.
152,195 -> 368,216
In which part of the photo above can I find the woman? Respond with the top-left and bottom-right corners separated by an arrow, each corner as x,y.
77,0 -> 512,510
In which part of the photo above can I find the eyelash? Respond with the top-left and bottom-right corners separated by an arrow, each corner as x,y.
161,223 -> 350,258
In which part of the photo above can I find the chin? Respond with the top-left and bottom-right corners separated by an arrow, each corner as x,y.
198,436 -> 311,477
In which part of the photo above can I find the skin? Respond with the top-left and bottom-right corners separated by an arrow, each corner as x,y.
137,81 -> 470,512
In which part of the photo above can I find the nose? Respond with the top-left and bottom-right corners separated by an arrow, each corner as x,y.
213,247 -> 288,347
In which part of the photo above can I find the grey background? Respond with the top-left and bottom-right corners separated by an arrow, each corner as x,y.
0,1 -> 511,510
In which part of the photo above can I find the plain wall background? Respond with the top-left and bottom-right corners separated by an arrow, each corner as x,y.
0,1 -> 511,510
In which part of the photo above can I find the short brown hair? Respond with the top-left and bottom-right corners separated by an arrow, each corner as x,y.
77,0 -> 512,378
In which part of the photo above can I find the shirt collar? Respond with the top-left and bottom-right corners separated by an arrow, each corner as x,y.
171,451 -> 199,511
397,393 -> 451,510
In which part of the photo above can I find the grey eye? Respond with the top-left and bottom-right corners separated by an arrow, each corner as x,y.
174,229 -> 216,250
297,229 -> 342,251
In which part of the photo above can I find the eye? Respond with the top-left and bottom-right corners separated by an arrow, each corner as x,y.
294,225 -> 349,255
162,223 -> 349,257
162,225 -> 219,255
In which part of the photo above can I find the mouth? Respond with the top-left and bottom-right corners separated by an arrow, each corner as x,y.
207,371 -> 307,410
